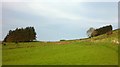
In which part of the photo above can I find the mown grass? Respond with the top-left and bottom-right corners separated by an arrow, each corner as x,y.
2,29 -> 119,65
2,41 -> 118,65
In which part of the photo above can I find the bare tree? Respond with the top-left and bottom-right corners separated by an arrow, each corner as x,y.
87,27 -> 95,38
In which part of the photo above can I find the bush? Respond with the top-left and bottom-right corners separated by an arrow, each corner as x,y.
60,40 -> 66,41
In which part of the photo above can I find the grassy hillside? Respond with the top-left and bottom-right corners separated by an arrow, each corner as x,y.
2,29 -> 119,65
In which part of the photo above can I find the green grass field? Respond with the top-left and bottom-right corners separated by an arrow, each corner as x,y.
2,29 -> 119,65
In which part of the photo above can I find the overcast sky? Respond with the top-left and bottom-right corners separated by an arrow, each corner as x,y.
1,0 -> 119,41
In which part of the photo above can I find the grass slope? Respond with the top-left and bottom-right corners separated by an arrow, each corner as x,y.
2,29 -> 119,65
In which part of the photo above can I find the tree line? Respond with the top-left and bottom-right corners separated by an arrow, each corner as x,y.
3,25 -> 113,42
87,25 -> 113,38
3,27 -> 36,42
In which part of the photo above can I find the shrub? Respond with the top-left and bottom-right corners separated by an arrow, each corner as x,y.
60,40 -> 66,41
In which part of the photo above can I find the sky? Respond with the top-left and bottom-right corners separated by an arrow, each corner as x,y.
1,0 -> 119,41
